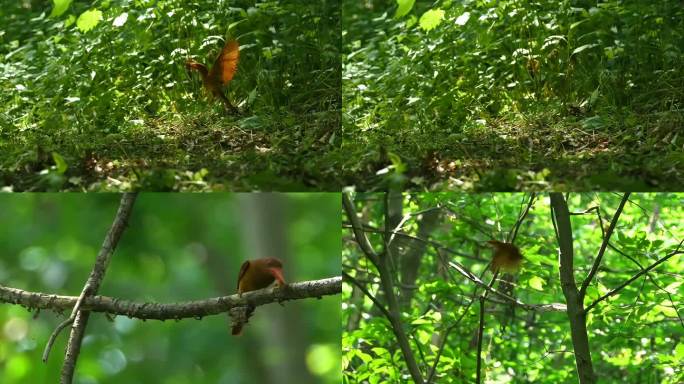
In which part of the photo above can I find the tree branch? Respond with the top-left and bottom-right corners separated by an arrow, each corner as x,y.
41,192 -> 138,384
343,192 -> 425,384
0,277 -> 341,320
342,272 -> 392,320
585,240 -> 684,313
578,193 -> 630,301
342,193 -> 380,267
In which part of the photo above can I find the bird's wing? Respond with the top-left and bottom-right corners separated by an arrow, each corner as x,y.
237,260 -> 250,291
209,39 -> 239,86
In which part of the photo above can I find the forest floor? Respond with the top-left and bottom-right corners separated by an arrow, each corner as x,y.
340,103 -> 684,191
1,106 -> 341,191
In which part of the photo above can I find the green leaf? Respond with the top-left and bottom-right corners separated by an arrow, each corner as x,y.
528,276 -> 545,291
419,9 -> 444,31
50,0 -> 73,18
655,303 -> 677,317
674,343 -> 684,362
77,9 -> 103,33
355,350 -> 373,364
52,152 -> 68,174
663,281 -> 682,295
589,88 -> 599,107
395,0 -> 415,19
571,43 -> 598,57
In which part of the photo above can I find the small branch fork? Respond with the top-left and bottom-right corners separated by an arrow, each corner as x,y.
41,193 -> 138,384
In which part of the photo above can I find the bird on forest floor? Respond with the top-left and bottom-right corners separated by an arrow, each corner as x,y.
186,39 -> 240,114
230,257 -> 286,335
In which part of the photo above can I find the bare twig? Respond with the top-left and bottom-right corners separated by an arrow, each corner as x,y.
585,240 -> 684,313
42,193 -> 138,384
475,269 -> 499,384
342,193 -> 380,267
475,294 -> 486,384
342,272 -> 391,319
509,193 -> 536,243
579,193 -> 630,301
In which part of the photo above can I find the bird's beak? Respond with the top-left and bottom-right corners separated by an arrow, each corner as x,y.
269,267 -> 286,287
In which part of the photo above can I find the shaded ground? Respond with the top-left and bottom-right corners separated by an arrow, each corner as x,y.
340,106 -> 683,191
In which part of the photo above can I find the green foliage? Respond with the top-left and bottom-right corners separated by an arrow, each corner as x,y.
343,193 -> 684,383
342,0 -> 684,190
0,0 -> 341,191
0,193 -> 341,383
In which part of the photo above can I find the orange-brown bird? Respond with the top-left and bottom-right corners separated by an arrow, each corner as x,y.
186,39 -> 240,113
231,257 -> 286,335
237,257 -> 286,295
486,240 -> 523,273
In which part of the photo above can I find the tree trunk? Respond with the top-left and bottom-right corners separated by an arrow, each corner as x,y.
550,193 -> 596,384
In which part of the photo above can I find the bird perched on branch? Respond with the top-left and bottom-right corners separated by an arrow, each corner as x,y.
486,240 -> 523,273
230,257 -> 286,335
185,39 -> 240,113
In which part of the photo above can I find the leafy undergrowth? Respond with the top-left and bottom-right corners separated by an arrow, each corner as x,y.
0,0 -> 341,191
342,0 -> 684,191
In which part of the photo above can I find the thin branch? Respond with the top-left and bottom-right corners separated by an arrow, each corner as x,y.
343,193 -> 380,267
342,272 -> 391,319
475,268 -> 500,384
579,193 -> 630,301
342,224 -> 484,261
42,193 -> 137,380
475,295 -> 486,384
447,261 -> 566,312
58,192 -> 138,383
585,241 -> 684,313
510,193 -> 536,243
426,298 -> 474,383
0,277 -> 341,319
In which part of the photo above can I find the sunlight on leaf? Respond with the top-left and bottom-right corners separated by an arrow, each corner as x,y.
571,43 -> 598,57
455,12 -> 470,26
663,281 -> 682,295
419,9 -> 444,31
395,0 -> 415,19
112,12 -> 128,27
528,276 -> 545,291
50,0 -> 73,18
65,14 -> 76,28
655,303 -> 677,318
674,343 -> 684,361
77,9 -> 103,33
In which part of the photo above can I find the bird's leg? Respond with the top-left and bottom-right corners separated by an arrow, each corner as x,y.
216,91 -> 239,115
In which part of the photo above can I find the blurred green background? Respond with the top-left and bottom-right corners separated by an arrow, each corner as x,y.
0,193 -> 341,383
